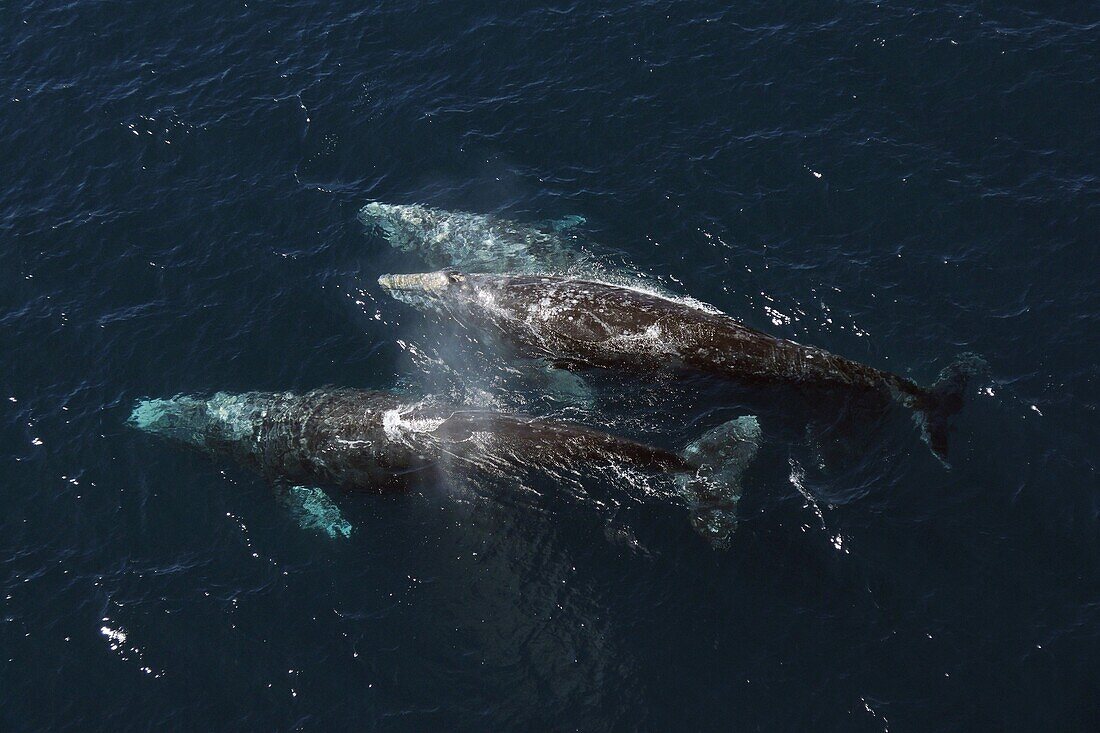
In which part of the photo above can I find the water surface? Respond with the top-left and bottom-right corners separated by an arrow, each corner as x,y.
1,1 -> 1097,730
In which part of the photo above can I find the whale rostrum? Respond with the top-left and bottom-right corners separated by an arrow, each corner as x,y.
379,271 -> 985,460
130,389 -> 761,547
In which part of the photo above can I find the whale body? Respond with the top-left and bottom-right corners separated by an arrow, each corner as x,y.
130,389 -> 761,546
379,271 -> 984,459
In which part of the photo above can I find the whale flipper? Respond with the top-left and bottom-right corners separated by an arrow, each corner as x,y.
679,415 -> 762,549
278,485 -> 353,540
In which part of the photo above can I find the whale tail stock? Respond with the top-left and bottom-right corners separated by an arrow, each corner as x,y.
912,352 -> 988,464
677,415 -> 762,549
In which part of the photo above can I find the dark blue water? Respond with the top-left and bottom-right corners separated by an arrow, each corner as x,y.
3,1 -> 1098,729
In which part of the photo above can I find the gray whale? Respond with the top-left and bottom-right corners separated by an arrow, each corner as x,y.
379,271 -> 984,459
130,389 -> 761,546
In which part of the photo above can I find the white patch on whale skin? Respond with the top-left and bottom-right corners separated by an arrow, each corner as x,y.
600,322 -> 679,357
525,295 -> 572,324
601,280 -> 723,316
206,394 -> 255,441
334,438 -> 373,448
470,286 -> 518,324
476,289 -> 497,308
382,403 -> 446,441
593,276 -> 724,316
528,273 -> 727,319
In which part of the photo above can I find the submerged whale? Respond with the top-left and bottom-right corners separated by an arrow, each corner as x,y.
359,201 -> 589,273
378,271 -> 985,460
129,389 -> 761,546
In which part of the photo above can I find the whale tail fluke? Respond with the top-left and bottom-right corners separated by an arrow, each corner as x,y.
679,415 -> 762,549
915,352 -> 988,464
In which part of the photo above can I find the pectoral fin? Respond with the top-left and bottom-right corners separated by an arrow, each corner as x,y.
278,485 -> 353,539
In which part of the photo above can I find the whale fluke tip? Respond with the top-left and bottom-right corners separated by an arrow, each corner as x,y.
916,352 -> 990,464
679,414 -> 763,549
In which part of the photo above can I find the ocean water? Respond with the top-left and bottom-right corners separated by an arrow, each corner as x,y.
2,1 -> 1098,730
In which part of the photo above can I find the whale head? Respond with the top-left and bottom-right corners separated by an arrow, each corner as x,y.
128,396 -> 212,447
359,202 -> 445,251
129,392 -> 258,449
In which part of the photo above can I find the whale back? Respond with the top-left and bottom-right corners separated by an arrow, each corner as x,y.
453,274 -> 917,396
135,389 -> 696,492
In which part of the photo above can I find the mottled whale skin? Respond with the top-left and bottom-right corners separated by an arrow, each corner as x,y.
379,272 -> 983,458
130,389 -> 761,545
359,202 -> 587,273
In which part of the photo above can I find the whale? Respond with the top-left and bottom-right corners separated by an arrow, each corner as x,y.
129,389 -> 761,547
359,201 -> 589,273
378,271 -> 985,460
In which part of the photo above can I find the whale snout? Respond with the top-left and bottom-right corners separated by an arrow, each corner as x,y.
378,271 -> 463,294
360,202 -> 388,218
128,397 -> 208,445
129,398 -> 178,432
359,202 -> 401,238
359,202 -> 438,244
376,269 -> 448,290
